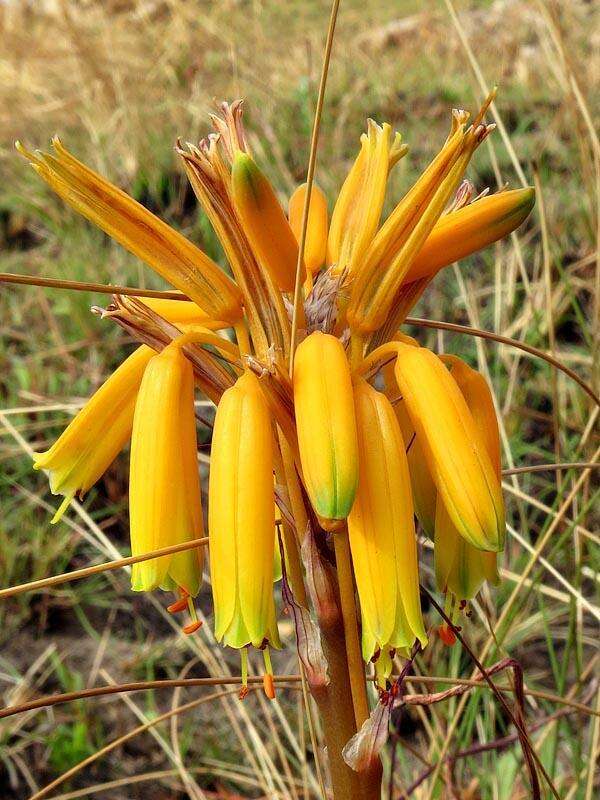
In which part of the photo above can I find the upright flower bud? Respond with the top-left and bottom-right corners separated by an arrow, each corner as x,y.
347,113 -> 494,333
293,332 -> 359,527
393,343 -> 504,552
348,378 -> 427,686
327,119 -> 408,273
288,182 -> 329,277
404,188 -> 535,284
129,342 -> 204,605
209,371 -> 281,687
16,140 -> 242,322
231,151 -> 304,292
328,121 -> 406,276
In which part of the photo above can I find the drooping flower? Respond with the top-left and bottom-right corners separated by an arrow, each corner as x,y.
392,342 -> 505,552
32,300 -> 211,522
33,345 -> 154,523
129,340 -> 204,622
434,357 -> 501,601
348,378 -> 427,687
293,331 -> 359,528
208,370 -> 281,695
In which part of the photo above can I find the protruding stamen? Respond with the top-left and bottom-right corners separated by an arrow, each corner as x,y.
167,589 -> 190,614
182,596 -> 202,635
262,647 -> 275,700
238,648 -> 249,700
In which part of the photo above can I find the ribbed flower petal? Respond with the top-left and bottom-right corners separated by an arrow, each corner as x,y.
348,377 -> 427,668
209,370 -> 281,649
129,343 -> 204,595
328,121 -> 406,276
393,343 -> 504,551
17,139 -> 242,322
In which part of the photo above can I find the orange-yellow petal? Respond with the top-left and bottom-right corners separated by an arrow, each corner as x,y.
288,182 -> 328,276
231,151 -> 303,292
405,188 -> 535,284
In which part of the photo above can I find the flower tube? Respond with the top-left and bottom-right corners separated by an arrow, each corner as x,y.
34,301 -> 211,521
393,343 -> 504,551
232,151 -> 303,292
404,187 -> 535,284
17,139 -> 242,322
129,342 -> 204,617
209,370 -> 281,696
288,182 -> 329,280
434,357 -> 501,600
293,332 -> 359,527
348,378 -> 427,687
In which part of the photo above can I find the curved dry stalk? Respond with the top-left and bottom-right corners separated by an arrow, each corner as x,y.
2,673 -> 597,723
4,269 -> 596,404
405,316 -> 600,406
502,462 -> 600,476
0,271 -> 184,300
0,537 -> 209,600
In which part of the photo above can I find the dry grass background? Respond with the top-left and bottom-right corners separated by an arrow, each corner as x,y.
0,0 -> 598,798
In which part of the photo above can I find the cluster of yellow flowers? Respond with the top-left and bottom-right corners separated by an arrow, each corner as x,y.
19,96 -> 534,691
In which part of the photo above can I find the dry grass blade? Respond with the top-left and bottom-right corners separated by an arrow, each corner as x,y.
0,537 -> 209,600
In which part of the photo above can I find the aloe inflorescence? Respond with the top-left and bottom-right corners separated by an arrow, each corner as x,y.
21,94 -> 534,698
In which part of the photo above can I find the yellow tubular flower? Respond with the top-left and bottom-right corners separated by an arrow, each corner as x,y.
16,139 -> 242,322
129,342 -> 204,599
394,399 -> 437,539
328,121 -> 406,276
209,370 -> 281,652
139,298 -> 208,324
382,334 -> 436,538
404,187 -> 535,284
348,378 -> 427,686
34,299 -> 214,522
293,332 -> 359,527
34,345 -> 153,523
288,182 -> 329,277
231,151 -> 303,292
347,118 -> 490,333
393,343 -> 505,552
434,357 -> 501,598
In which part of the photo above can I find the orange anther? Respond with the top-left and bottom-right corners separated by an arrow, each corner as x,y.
238,686 -> 249,700
438,624 -> 456,646
183,621 -> 202,635
263,673 -> 275,700
167,598 -> 189,613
